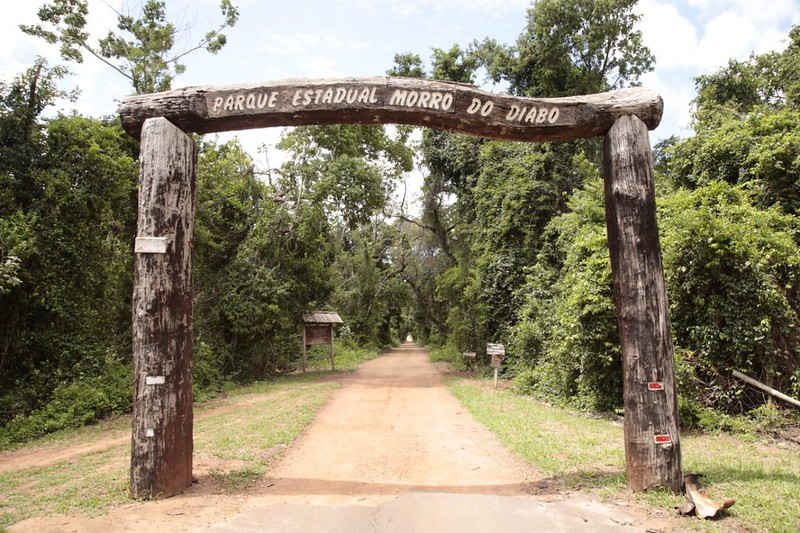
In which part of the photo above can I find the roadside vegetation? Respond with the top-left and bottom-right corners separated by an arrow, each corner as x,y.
448,378 -> 800,533
0,370 -> 356,529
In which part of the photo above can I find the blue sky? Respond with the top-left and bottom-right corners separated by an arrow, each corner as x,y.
2,0 -> 799,202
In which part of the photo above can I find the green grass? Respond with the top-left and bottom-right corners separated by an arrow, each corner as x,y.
447,378 -> 800,533
302,340 -> 383,372
0,378 -> 341,528
208,465 -> 267,492
195,384 -> 338,461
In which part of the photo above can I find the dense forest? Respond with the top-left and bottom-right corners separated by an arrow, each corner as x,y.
2,0 -> 799,446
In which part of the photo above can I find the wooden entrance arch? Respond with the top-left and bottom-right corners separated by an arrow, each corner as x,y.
119,76 -> 682,498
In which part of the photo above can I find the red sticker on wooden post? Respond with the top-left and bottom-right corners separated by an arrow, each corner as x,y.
654,434 -> 672,444
648,382 -> 664,391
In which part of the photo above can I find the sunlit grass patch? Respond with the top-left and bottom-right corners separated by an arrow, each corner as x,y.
447,378 -> 800,533
0,377 -> 340,528
208,465 -> 267,492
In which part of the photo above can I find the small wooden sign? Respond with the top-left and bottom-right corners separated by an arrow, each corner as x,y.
491,354 -> 502,369
463,351 -> 477,358
304,324 -> 332,346
486,343 -> 505,356
654,434 -> 673,444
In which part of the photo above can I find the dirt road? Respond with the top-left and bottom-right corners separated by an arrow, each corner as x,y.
264,342 -> 533,499
10,343 -> 651,532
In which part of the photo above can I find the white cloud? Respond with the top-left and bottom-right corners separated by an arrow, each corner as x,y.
336,0 -> 530,18
637,0 -> 699,70
300,56 -> 346,78
695,10 -> 758,71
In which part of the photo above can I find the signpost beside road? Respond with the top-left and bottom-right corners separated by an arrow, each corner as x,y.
487,343 -> 505,388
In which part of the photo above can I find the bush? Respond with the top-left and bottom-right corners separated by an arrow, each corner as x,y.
428,344 -> 467,371
0,356 -> 131,449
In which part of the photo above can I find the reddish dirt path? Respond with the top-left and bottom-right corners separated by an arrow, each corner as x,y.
262,342 -> 535,501
10,343 -> 654,532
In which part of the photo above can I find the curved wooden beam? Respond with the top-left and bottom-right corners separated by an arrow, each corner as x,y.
118,76 -> 662,141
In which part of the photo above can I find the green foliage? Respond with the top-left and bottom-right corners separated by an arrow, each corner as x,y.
474,0 -> 653,97
1,104 -> 137,427
660,182 -> 800,408
666,106 -> 800,213
0,356 -> 130,448
428,344 -> 467,371
511,178 -> 621,411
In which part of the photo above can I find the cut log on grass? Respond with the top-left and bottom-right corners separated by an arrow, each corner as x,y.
683,473 -> 735,519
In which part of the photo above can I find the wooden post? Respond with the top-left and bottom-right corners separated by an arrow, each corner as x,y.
330,326 -> 336,372
603,115 -> 682,492
302,326 -> 307,373
131,117 -> 197,499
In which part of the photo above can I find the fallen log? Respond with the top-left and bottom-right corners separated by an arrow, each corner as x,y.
732,370 -> 800,410
683,473 -> 735,519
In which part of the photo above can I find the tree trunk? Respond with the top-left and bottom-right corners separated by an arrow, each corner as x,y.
131,117 -> 197,499
603,115 -> 682,492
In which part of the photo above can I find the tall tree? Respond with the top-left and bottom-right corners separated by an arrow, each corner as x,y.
474,0 -> 653,97
21,0 -> 239,93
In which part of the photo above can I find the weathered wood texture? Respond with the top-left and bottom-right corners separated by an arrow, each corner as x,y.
119,77 -> 662,142
603,115 -> 682,492
131,118 -> 197,499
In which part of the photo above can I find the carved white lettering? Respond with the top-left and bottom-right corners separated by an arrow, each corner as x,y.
256,93 -> 269,109
536,108 -> 549,124
213,97 -> 224,112
467,98 -> 493,116
389,89 -> 452,110
416,91 -> 430,108
390,90 -> 408,106
346,88 -> 359,103
357,87 -> 371,103
548,108 -> 559,123
234,94 -> 246,110
525,107 -> 538,123
507,104 -> 519,121
321,89 -> 333,104
292,90 -> 303,106
441,93 -> 453,110
369,87 -> 378,103
335,88 -> 347,103
224,95 -> 235,111
245,94 -> 257,109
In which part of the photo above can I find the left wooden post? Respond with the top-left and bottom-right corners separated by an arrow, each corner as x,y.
131,117 -> 197,499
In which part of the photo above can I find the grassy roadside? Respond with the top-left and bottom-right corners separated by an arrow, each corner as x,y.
0,343 -> 384,530
447,378 -> 800,533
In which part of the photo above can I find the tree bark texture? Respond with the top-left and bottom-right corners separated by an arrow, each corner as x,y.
119,77 -> 662,142
603,115 -> 682,492
131,117 -> 197,499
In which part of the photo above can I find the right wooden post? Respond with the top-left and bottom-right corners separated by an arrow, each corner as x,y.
603,115 -> 682,492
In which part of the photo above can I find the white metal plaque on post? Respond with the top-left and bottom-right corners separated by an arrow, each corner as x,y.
135,236 -> 168,254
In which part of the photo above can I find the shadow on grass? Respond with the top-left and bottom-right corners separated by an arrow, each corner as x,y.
526,469 -> 627,495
